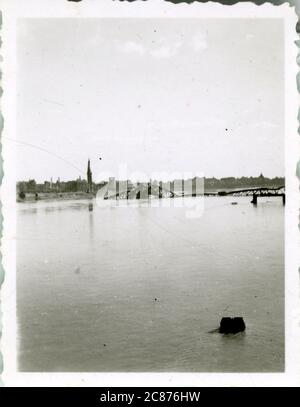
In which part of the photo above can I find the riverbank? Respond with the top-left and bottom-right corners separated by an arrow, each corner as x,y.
17,191 -> 94,203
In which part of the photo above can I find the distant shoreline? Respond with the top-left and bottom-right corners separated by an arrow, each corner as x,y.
17,185 -> 284,203
17,191 -> 94,203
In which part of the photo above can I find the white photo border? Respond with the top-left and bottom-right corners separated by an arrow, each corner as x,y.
0,0 -> 299,387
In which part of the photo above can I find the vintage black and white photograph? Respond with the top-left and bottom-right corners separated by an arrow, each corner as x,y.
0,0 -> 299,386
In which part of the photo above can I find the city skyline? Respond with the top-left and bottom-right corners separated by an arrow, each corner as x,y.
17,158 -> 285,185
17,158 -> 284,193
17,162 -> 285,201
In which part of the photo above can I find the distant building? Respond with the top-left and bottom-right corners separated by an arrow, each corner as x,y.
27,179 -> 37,193
76,176 -> 87,192
44,181 -> 51,192
55,177 -> 61,192
107,177 -> 116,198
17,181 -> 27,193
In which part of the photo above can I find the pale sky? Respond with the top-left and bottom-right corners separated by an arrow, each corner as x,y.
16,18 -> 284,182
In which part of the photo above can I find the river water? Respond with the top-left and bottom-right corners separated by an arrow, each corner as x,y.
17,196 -> 284,372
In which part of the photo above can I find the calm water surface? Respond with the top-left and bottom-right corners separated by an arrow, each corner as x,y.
17,197 -> 284,372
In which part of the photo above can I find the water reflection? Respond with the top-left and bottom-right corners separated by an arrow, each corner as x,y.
89,203 -> 94,243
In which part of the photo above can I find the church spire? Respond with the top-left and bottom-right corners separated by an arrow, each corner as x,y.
87,159 -> 93,193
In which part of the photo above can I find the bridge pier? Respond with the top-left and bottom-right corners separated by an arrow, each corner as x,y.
251,194 -> 257,205
170,181 -> 174,197
250,192 -> 285,205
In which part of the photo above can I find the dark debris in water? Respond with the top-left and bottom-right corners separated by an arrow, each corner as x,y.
209,317 -> 246,335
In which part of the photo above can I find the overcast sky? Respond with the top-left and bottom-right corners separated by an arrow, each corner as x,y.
16,18 -> 284,182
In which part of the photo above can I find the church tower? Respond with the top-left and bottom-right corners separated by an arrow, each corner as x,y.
87,159 -> 93,193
